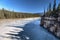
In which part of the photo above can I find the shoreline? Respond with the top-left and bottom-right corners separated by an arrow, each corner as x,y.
0,17 -> 40,20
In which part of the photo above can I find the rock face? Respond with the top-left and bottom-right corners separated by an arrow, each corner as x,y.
40,0 -> 60,38
40,15 -> 60,38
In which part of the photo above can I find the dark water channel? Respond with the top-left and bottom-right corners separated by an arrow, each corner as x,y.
7,19 -> 60,40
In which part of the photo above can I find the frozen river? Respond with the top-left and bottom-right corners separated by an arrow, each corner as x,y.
15,19 -> 59,40
0,17 -> 59,40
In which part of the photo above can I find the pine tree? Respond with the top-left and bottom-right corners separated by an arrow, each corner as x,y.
49,3 -> 51,12
57,3 -> 60,10
44,8 -> 45,15
2,8 -> 6,18
46,3 -> 51,17
53,0 -> 56,11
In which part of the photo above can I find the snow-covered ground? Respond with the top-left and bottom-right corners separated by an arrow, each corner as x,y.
0,17 -> 40,40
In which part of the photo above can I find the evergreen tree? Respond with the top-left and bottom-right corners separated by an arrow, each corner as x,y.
2,8 -> 6,18
57,3 -> 60,10
49,3 -> 51,12
44,8 -> 45,15
53,0 -> 56,11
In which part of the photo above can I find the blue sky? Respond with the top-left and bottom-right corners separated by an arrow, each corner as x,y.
0,0 -> 60,13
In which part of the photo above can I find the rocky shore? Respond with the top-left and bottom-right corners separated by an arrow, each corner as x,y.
40,0 -> 60,39
40,17 -> 60,39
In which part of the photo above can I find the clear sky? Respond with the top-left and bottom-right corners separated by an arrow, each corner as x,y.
0,0 -> 60,13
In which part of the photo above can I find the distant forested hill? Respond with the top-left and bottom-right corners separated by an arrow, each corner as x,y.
0,8 -> 40,19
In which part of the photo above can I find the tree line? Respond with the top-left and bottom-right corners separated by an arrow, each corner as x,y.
43,0 -> 60,17
0,8 -> 40,19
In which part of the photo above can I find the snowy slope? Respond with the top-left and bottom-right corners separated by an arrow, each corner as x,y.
0,17 -> 40,40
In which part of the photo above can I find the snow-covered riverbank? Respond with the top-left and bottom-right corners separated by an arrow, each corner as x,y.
0,17 -> 40,40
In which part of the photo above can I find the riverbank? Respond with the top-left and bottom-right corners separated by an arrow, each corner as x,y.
0,17 -> 40,40
40,17 -> 60,39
